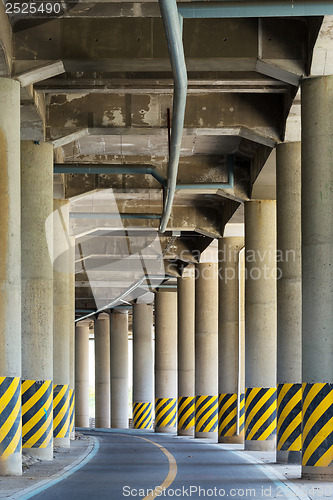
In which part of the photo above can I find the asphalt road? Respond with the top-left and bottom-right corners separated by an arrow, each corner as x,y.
31,429 -> 298,500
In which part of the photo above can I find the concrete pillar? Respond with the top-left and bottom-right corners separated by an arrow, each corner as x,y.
301,76 -> 333,480
53,199 -> 71,448
155,291 -> 177,434
276,142 -> 302,464
195,263 -> 218,439
0,79 -> 22,476
69,237 -> 75,439
94,313 -> 110,428
110,311 -> 129,428
75,320 -> 90,428
132,304 -> 154,430
245,200 -> 277,452
177,273 -> 195,437
21,141 -> 54,461
218,237 -> 244,444
239,248 -> 246,437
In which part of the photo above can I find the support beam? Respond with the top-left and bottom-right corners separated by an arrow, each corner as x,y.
195,263 -> 218,440
110,311 -> 129,429
15,60 -> 65,87
53,199 -> 71,448
177,271 -> 195,437
94,313 -> 111,429
276,142 -> 302,465
75,320 -> 90,428
69,236 -> 76,440
218,237 -> 244,444
21,141 -> 54,461
132,304 -> 154,430
301,75 -> 333,480
0,78 -> 21,476
178,2 -> 333,18
155,291 -> 178,434
244,200 -> 277,452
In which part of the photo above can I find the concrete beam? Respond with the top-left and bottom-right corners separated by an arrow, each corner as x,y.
46,93 -> 288,146
178,1 -> 332,17
13,17 -> 311,78
20,85 -> 47,141
52,129 -> 89,148
15,60 -> 65,87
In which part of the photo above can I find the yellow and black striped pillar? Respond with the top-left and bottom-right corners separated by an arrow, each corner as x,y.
22,380 -> 53,458
301,75 -> 333,480
239,393 -> 245,436
277,383 -> 302,464
244,201 -> 277,452
53,384 -> 70,445
155,398 -> 177,433
218,393 -> 244,443
177,274 -> 195,438
155,291 -> 177,435
0,377 -> 22,474
178,397 -> 195,435
69,389 -> 75,436
245,388 -> 277,449
195,395 -> 218,437
219,393 -> 237,441
132,402 -> 153,430
195,263 -> 218,440
302,383 -> 333,478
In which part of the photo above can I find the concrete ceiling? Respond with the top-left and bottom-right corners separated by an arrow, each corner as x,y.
1,2 -> 331,315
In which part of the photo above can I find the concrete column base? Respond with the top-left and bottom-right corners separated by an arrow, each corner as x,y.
219,435 -> 244,445
195,431 -> 218,441
112,419 -> 129,429
155,426 -> 177,434
95,420 -> 110,429
24,448 -> 53,461
178,429 -> 194,437
245,439 -> 276,452
75,415 -> 89,428
302,466 -> 333,481
0,453 -> 22,476
277,450 -> 301,464
53,437 -> 70,448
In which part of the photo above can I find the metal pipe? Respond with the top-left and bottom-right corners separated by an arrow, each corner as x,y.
178,1 -> 333,18
156,0 -> 331,229
159,0 -> 188,233
55,159 -> 234,192
167,108 -> 171,157
54,163 -> 166,186
155,284 -> 177,289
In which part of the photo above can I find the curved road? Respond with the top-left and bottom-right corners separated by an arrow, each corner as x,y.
31,430 -> 299,499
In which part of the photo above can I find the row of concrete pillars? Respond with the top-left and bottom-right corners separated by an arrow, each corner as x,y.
75,312 -> 130,430
0,75 -> 332,483
76,75 -> 333,482
0,78 -> 75,476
